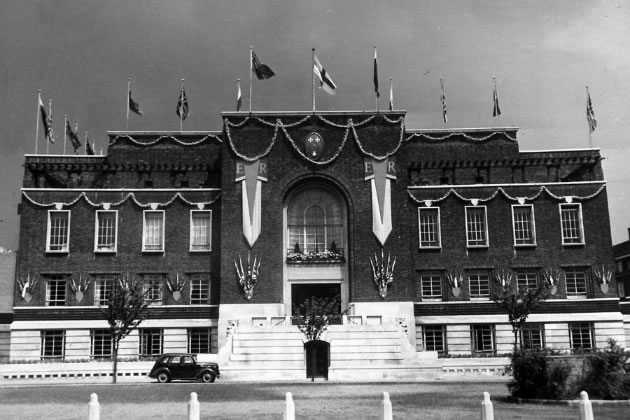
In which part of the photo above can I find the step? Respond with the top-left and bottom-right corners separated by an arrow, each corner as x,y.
330,345 -> 402,353
232,346 -> 304,355
232,332 -> 303,340
232,339 -> 304,348
327,338 -> 400,346
226,359 -> 305,368
331,352 -> 404,361
230,353 -> 305,361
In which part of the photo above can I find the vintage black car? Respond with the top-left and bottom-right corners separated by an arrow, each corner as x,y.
148,353 -> 220,383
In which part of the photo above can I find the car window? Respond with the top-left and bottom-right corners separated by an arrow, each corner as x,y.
182,356 -> 194,364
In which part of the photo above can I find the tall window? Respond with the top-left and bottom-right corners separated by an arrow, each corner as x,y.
45,275 -> 67,306
143,210 -> 165,252
139,328 -> 163,357
569,322 -> 594,350
564,267 -> 588,298
190,210 -> 212,251
143,274 -> 164,305
471,324 -> 495,355
521,323 -> 545,349
419,270 -> 442,300
91,329 -> 112,359
188,328 -> 213,353
94,274 -> 115,306
95,210 -> 118,252
468,269 -> 490,299
512,205 -> 536,246
423,325 -> 446,354
465,206 -> 488,247
287,187 -> 344,254
41,330 -> 65,360
47,210 -> 70,252
190,273 -> 210,305
515,269 -> 538,290
560,203 -> 584,245
418,207 -> 441,248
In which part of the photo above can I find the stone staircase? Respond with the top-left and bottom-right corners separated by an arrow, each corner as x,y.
221,322 -> 441,381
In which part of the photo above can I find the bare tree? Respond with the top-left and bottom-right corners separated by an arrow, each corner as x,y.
101,274 -> 150,383
294,295 -> 351,342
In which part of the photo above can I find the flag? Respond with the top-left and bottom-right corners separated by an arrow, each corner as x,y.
236,80 -> 242,111
586,88 -> 597,133
66,120 -> 81,152
440,78 -> 448,123
313,55 -> 337,95
85,134 -> 95,155
373,47 -> 380,98
252,51 -> 275,80
492,85 -> 501,117
176,85 -> 189,120
128,90 -> 143,115
39,96 -> 54,143
388,81 -> 393,111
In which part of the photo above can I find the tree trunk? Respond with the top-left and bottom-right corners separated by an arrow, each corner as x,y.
513,329 -> 519,354
112,341 -> 119,384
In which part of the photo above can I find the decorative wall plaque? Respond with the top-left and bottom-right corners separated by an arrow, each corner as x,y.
304,132 -> 324,160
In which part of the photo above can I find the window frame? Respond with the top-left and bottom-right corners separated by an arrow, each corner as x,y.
45,276 -> 67,306
569,322 -> 595,350
93,275 -> 115,306
139,328 -> 163,357
564,267 -> 588,299
94,210 -> 118,253
423,324 -> 446,355
40,330 -> 65,360
468,269 -> 491,300
470,324 -> 496,355
515,268 -> 539,291
189,273 -> 210,305
419,270 -> 443,300
142,210 -> 165,252
188,328 -> 213,354
91,329 -> 113,359
511,204 -> 537,247
521,323 -> 545,349
559,203 -> 585,246
418,207 -> 442,249
465,206 -> 489,248
189,210 -> 212,252
142,274 -> 164,306
46,210 -> 71,253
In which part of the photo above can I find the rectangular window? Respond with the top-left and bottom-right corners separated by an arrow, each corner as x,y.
94,274 -> 115,306
521,323 -> 545,349
418,207 -> 441,248
46,210 -> 70,252
515,269 -> 538,290
423,325 -> 446,354
190,273 -> 210,305
190,210 -> 212,251
471,324 -> 495,355
564,267 -> 588,298
560,203 -> 584,245
95,210 -> 118,252
91,329 -> 112,359
143,210 -> 165,252
420,270 -> 442,300
40,330 -> 65,360
143,274 -> 164,305
569,322 -> 594,350
512,205 -> 536,246
45,276 -> 67,306
468,269 -> 490,299
139,328 -> 163,357
465,206 -> 488,247
188,328 -> 212,353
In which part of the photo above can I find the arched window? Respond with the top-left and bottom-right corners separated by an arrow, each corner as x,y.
287,186 -> 344,255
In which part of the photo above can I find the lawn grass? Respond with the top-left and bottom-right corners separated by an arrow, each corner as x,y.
0,381 -> 627,419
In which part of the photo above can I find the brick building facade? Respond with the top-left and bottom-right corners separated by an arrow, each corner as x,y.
8,110 -> 625,373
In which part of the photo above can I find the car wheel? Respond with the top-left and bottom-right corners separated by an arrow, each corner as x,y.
201,372 -> 215,383
157,372 -> 170,383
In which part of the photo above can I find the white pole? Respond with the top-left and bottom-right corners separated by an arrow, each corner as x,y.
249,46 -> 253,113
180,79 -> 184,132
578,391 -> 594,420
74,123 -> 79,155
35,90 -> 41,154
63,114 -> 67,155
374,46 -> 379,112
480,392 -> 494,420
88,393 -> 100,420
283,392 -> 295,420
312,48 -> 316,112
188,392 -> 200,420
126,78 -> 131,130
380,391 -> 393,420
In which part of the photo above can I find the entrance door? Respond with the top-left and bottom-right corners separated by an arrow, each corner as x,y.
291,283 -> 341,316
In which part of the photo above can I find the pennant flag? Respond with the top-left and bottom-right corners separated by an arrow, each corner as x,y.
388,80 -> 393,111
492,84 -> 501,117
65,120 -> 81,152
365,158 -> 397,245
128,90 -> 143,115
86,134 -> 95,155
252,51 -> 275,80
313,55 -> 337,95
236,80 -> 242,111
235,160 -> 268,247
373,47 -> 380,98
39,96 -> 54,144
440,78 -> 448,123
586,88 -> 597,133
176,85 -> 189,120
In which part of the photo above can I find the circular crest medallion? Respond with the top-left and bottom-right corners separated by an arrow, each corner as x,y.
304,132 -> 324,160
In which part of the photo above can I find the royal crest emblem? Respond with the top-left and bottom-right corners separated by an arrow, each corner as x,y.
304,132 -> 324,160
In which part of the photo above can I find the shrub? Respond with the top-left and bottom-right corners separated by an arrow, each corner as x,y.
507,348 -> 571,400
576,339 -> 630,400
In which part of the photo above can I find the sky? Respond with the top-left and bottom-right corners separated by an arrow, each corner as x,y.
0,0 -> 629,250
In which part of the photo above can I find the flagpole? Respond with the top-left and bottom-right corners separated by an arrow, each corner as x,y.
587,86 -> 593,148
74,123 -> 79,155
63,114 -> 67,155
180,79 -> 184,132
237,78 -> 241,112
493,76 -> 499,128
441,77 -> 446,128
312,48 -> 316,112
47,99 -> 52,154
84,131 -> 88,155
35,90 -> 41,154
389,78 -> 393,111
249,46 -> 253,113
127,78 -> 131,130
374,46 -> 379,112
